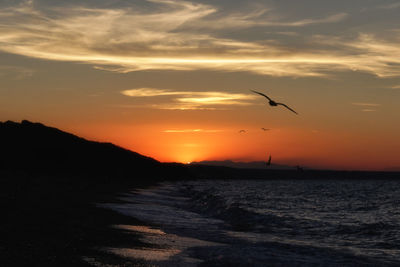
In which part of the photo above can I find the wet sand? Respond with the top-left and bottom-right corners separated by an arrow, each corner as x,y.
0,170 -> 159,266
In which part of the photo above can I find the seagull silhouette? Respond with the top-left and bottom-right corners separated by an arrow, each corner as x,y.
239,129 -> 246,133
251,90 -> 298,115
261,128 -> 270,131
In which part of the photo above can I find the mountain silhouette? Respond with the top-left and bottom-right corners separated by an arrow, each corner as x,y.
0,120 -> 163,180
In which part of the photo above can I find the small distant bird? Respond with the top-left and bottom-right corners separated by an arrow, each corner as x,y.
266,154 -> 272,166
239,129 -> 246,133
251,90 -> 298,115
261,128 -> 270,131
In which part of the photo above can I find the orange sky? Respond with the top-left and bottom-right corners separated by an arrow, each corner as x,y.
1,0 -> 400,171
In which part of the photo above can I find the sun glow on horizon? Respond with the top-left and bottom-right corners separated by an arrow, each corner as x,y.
64,121 -> 400,171
1,0 -> 400,171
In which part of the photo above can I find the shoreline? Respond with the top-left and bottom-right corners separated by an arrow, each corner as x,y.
3,169 -> 400,266
98,182 -> 226,266
1,169 -> 160,266
96,179 -> 400,267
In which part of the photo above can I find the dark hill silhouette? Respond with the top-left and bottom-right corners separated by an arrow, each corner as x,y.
0,120 -> 171,181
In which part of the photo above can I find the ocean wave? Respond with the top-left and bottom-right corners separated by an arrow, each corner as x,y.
104,180 -> 400,265
182,187 -> 331,234
335,221 -> 396,236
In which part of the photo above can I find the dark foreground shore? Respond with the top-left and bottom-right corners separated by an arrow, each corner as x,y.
0,169 -> 161,267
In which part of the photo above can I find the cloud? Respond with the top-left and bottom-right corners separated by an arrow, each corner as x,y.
351,102 -> 381,107
121,88 -> 183,97
121,88 -> 256,109
0,1 -> 398,77
182,8 -> 347,29
352,103 -> 380,113
176,96 -> 252,106
311,33 -> 400,77
275,13 -> 347,27
351,102 -> 380,112
273,32 -> 299,36
163,129 -> 222,133
0,65 -> 34,79
150,104 -> 222,110
378,2 -> 400,9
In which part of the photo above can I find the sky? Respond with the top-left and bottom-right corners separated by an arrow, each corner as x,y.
1,0 -> 400,170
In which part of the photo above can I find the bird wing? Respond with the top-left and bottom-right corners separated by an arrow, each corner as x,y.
276,102 -> 298,114
250,90 -> 273,101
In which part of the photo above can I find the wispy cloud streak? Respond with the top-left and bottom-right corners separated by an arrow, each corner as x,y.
0,0 -> 399,77
163,129 -> 222,133
0,65 -> 34,79
121,88 -> 256,109
378,2 -> 400,9
351,102 -> 381,107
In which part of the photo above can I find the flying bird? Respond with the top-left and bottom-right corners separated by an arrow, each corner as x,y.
239,129 -> 246,133
261,128 -> 270,131
251,90 -> 298,115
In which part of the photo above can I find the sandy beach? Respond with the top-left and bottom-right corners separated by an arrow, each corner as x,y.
0,169 -> 160,266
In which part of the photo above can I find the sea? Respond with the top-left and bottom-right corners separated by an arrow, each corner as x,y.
102,178 -> 400,266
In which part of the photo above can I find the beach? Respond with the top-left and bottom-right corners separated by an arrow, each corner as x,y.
3,168 -> 400,266
0,169 -> 159,266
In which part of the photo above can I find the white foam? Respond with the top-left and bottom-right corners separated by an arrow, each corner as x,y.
99,183 -> 225,266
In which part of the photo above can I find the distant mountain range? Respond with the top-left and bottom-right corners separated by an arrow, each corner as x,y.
191,160 -> 298,170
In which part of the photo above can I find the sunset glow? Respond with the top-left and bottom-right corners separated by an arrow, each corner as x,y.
1,0 -> 400,170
